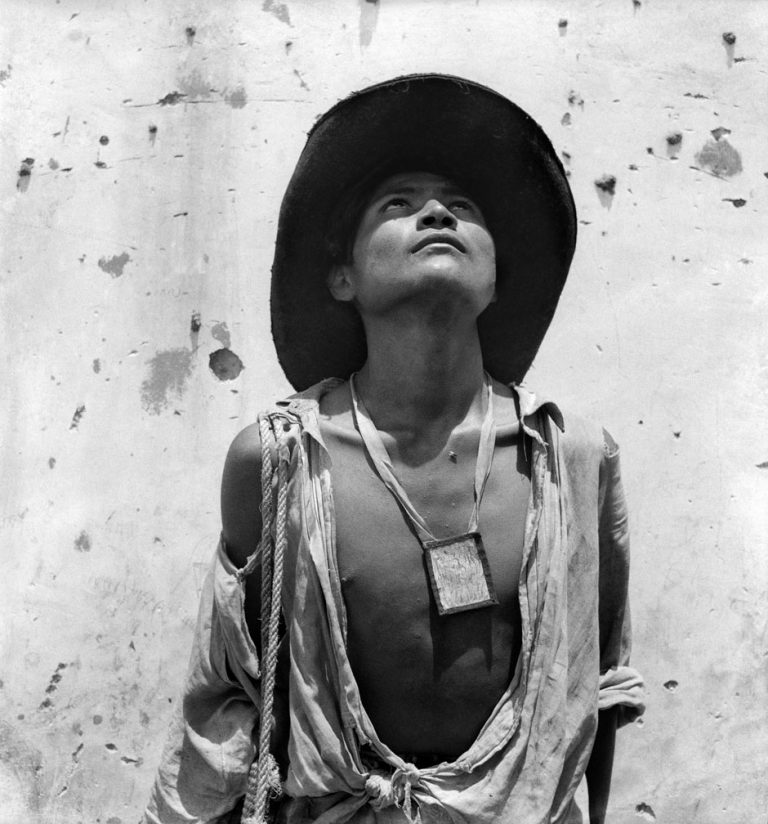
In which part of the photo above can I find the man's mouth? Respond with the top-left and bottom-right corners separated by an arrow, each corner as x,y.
411,234 -> 466,254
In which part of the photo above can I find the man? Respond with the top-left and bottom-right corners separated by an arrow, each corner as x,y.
144,75 -> 644,824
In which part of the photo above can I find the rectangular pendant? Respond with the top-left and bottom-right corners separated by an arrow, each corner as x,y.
423,532 -> 498,616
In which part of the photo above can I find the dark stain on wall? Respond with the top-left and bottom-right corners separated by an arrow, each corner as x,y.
45,663 -> 68,694
0,64 -> 11,84
99,135 -> 109,145
635,802 -> 656,820
209,348 -> 244,381
157,91 -> 187,106
211,321 -> 231,348
69,405 -> 86,430
98,252 -> 131,277
558,19 -> 567,36
16,157 -> 34,192
263,0 -> 291,25
663,679 -> 679,692
225,87 -> 248,108
594,174 -> 616,208
666,131 -> 682,159
694,138 -> 742,177
358,0 -> 378,47
185,26 -> 196,45
141,348 -> 195,414
722,198 -> 746,208
722,31 -> 736,67
48,158 -> 60,170
92,358 -> 101,374
148,124 -> 158,145
49,457 -> 56,469
74,531 -> 91,552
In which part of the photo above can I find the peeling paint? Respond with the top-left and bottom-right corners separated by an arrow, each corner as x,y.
694,138 -> 742,177
141,348 -> 194,414
157,91 -> 186,106
722,31 -> 736,67
634,802 -> 656,821
69,405 -> 86,430
209,348 -> 244,381
16,158 -> 34,193
74,531 -> 91,552
263,0 -> 291,25
665,131 -> 682,159
98,252 -> 131,277
225,86 -> 248,108
594,174 -> 616,208
211,321 -> 231,348
45,663 -> 68,693
358,0 -> 379,48
567,90 -> 584,108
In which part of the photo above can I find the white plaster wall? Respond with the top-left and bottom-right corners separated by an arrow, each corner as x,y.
1,2 -> 766,822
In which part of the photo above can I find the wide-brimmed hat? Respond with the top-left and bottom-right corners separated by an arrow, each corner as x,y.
271,73 -> 576,390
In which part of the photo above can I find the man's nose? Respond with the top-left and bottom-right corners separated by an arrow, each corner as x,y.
416,199 -> 458,230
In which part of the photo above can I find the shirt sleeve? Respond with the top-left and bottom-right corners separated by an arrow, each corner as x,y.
142,542 -> 261,824
596,430 -> 646,726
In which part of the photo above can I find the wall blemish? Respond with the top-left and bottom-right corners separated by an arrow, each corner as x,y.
141,348 -> 194,414
69,405 -> 86,430
210,321 -> 231,348
16,158 -> 35,193
634,802 -> 656,821
74,531 -> 91,552
98,252 -> 131,277
263,0 -> 292,25
694,138 -> 742,177
209,348 -> 244,381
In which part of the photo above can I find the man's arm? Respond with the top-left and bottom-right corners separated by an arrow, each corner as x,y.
143,426 -> 267,824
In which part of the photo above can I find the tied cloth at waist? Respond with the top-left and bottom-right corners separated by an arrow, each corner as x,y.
365,762 -> 423,822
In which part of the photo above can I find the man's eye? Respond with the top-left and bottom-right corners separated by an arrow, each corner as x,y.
383,197 -> 409,210
450,200 -> 473,211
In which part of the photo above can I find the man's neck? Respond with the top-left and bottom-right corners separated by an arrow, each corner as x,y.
354,313 -> 486,437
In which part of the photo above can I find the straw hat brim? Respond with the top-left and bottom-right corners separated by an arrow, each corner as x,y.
271,74 -> 577,391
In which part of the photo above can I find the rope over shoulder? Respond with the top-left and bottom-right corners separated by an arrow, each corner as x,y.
241,414 -> 289,824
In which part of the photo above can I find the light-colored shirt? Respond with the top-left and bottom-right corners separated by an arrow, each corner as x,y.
143,381 -> 645,824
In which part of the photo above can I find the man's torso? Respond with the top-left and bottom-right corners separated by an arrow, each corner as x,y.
317,380 -> 531,760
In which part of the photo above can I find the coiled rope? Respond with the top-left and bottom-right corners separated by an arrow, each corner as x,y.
241,415 -> 287,824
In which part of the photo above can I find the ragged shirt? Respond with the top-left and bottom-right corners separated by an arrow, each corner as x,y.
143,380 -> 645,824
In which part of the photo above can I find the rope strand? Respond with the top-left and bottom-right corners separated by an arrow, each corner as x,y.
242,415 -> 287,824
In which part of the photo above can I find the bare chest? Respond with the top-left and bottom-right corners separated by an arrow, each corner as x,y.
319,418 -> 531,755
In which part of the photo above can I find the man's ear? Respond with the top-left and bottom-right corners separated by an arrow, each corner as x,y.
327,264 -> 356,302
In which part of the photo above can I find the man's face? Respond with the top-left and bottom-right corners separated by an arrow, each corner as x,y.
329,171 -> 496,319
